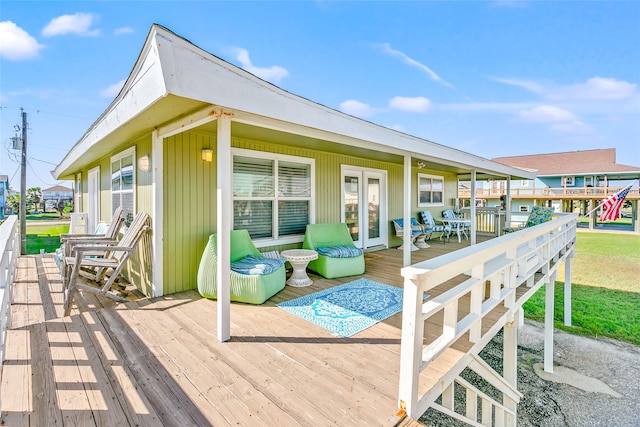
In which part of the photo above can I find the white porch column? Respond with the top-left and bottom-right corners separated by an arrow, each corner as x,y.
151,130 -> 164,297
403,155 -> 412,267
544,277 -> 555,373
470,170 -> 477,245
217,114 -> 232,342
564,256 -> 572,327
505,176 -> 512,227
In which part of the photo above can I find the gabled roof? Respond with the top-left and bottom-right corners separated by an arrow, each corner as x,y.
52,24 -> 534,181
43,185 -> 73,193
493,148 -> 640,178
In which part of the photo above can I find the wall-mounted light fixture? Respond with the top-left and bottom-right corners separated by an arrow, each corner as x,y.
138,154 -> 151,172
417,161 -> 426,169
201,148 -> 213,162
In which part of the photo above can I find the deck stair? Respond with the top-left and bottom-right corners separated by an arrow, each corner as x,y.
398,213 -> 577,425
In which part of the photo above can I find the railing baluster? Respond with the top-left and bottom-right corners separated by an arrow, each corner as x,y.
399,213 -> 577,422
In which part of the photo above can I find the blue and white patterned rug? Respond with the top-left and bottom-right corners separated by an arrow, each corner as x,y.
277,278 -> 421,337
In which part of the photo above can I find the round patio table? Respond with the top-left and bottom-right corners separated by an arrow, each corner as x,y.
281,249 -> 318,287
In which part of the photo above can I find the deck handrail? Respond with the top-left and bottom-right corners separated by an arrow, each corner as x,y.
459,185 -> 640,199
0,216 -> 20,375
398,212 -> 577,421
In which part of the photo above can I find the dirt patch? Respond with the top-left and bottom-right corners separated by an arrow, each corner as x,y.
418,320 -> 640,426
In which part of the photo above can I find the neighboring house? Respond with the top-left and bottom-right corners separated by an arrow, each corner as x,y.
460,149 -> 640,230
51,24 -> 533,323
0,175 -> 8,218
42,185 -> 73,202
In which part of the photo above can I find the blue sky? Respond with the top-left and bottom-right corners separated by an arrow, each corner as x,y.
1,1 -> 639,190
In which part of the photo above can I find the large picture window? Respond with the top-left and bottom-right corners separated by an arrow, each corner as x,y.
417,173 -> 444,207
233,149 -> 314,244
111,147 -> 135,225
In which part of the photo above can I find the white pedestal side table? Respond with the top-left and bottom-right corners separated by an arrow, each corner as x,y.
281,249 -> 318,287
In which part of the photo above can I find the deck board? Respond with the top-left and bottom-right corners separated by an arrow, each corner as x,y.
1,238 -> 515,426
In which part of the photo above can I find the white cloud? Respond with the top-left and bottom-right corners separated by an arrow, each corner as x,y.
491,76 -> 637,101
100,79 -> 125,98
232,47 -> 289,83
550,121 -> 592,134
490,1 -> 529,8
0,21 -> 44,61
42,13 -> 100,37
377,43 -> 454,88
488,77 -> 544,94
388,96 -> 431,113
519,105 -> 577,123
115,27 -> 134,36
340,99 -> 375,117
519,105 -> 593,135
547,77 -> 637,101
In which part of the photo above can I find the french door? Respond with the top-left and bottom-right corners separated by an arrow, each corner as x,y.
341,166 -> 387,249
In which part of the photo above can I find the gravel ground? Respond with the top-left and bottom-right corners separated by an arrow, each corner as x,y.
419,320 -> 640,426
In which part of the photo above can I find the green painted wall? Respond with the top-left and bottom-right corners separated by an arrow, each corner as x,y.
73,134 -> 155,296
72,128 -> 463,297
161,131 -> 462,294
163,131 -> 217,295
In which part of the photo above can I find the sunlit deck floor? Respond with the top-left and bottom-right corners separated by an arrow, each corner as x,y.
1,236 -> 499,426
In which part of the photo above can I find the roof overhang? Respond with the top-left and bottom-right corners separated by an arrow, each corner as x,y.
53,24 -> 535,182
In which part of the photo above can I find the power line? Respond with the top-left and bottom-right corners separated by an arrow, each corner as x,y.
28,156 -> 58,166
1,106 -> 93,121
35,109 -> 93,121
27,159 -> 58,188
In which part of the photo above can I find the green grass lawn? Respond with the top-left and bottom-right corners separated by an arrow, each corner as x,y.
523,231 -> 640,345
26,223 -> 69,255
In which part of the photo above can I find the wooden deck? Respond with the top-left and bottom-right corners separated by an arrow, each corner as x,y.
1,237 -> 496,426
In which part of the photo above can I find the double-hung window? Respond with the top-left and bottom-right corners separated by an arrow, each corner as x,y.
233,149 -> 314,245
111,147 -> 135,225
417,173 -> 444,207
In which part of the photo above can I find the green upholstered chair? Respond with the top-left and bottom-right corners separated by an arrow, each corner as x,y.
302,223 -> 365,279
503,206 -> 555,233
197,230 -> 286,304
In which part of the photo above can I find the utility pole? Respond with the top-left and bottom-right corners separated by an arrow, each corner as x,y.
20,108 -> 27,255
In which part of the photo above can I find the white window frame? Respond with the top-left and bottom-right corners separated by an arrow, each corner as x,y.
584,176 -> 594,186
562,176 -> 575,186
75,172 -> 82,211
232,148 -> 315,247
417,173 -> 445,207
110,146 -> 136,223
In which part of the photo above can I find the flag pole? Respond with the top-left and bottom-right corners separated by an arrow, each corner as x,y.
583,179 -> 637,217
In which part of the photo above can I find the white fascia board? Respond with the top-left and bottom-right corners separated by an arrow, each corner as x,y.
53,29 -> 169,179
154,26 -> 529,179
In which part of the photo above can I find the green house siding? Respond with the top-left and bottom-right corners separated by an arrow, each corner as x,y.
161,130 -> 462,294
72,135 -> 155,296
163,131 -> 217,295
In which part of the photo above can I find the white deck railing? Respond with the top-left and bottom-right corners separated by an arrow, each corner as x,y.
0,216 -> 20,375
460,207 -> 506,236
398,213 -> 577,422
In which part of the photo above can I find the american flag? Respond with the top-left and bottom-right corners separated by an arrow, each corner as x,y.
598,183 -> 634,222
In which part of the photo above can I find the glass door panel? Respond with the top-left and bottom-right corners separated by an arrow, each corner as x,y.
342,167 -> 386,249
344,175 -> 360,243
367,177 -> 380,240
